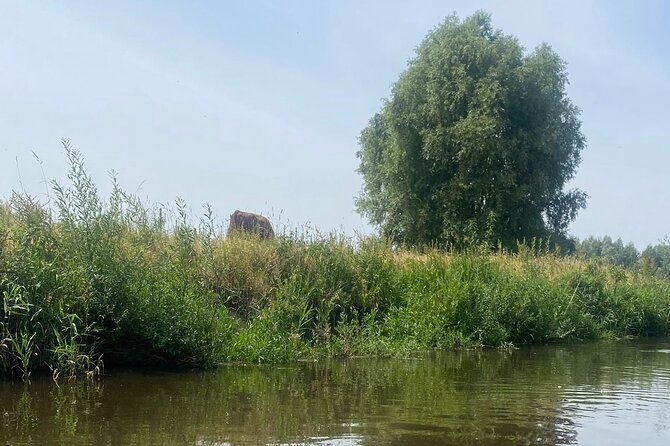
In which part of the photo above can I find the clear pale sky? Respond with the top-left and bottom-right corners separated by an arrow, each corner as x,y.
1,1 -> 668,248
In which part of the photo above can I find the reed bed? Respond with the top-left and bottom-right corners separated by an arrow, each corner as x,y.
2,146 -> 669,377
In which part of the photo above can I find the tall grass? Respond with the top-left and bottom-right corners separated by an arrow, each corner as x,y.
2,143 -> 670,377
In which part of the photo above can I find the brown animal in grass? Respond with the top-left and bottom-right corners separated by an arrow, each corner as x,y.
227,210 -> 275,239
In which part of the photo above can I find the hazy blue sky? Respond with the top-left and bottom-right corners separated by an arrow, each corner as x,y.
1,1 -> 668,247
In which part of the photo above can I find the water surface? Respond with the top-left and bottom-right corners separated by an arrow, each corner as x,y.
2,340 -> 670,445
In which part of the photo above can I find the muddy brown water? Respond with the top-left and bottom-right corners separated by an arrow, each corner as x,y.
2,340 -> 670,445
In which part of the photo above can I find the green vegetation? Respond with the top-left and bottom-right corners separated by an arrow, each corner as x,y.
577,236 -> 639,268
1,144 -> 669,377
576,236 -> 670,278
356,11 -> 586,249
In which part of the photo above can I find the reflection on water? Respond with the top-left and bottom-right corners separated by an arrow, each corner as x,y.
2,340 -> 670,445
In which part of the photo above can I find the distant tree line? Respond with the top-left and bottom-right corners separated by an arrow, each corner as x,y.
575,236 -> 670,277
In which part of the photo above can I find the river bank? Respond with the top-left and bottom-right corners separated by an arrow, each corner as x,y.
2,153 -> 670,376
3,204 -> 670,376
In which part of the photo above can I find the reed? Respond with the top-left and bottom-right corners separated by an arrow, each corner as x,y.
1,144 -> 669,376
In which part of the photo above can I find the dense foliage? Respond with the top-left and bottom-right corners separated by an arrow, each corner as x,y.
576,236 -> 670,278
357,12 -> 586,249
577,236 -> 639,268
1,146 -> 668,378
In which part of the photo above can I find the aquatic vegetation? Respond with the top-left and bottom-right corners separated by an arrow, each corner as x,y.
1,143 -> 670,376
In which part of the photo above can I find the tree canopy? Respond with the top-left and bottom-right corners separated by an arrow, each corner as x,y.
577,236 -> 639,268
356,11 -> 586,249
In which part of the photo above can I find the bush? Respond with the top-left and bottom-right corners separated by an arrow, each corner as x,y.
2,143 -> 670,377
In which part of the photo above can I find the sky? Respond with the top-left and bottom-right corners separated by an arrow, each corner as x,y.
0,0 -> 669,248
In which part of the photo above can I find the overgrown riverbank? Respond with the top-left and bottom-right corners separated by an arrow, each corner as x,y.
2,150 -> 670,377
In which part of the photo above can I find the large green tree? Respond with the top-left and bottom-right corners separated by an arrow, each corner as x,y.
356,12 -> 586,249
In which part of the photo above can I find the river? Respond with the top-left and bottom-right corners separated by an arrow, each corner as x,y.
2,340 -> 670,445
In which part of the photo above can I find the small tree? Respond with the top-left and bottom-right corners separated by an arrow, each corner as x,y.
356,11 -> 586,249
